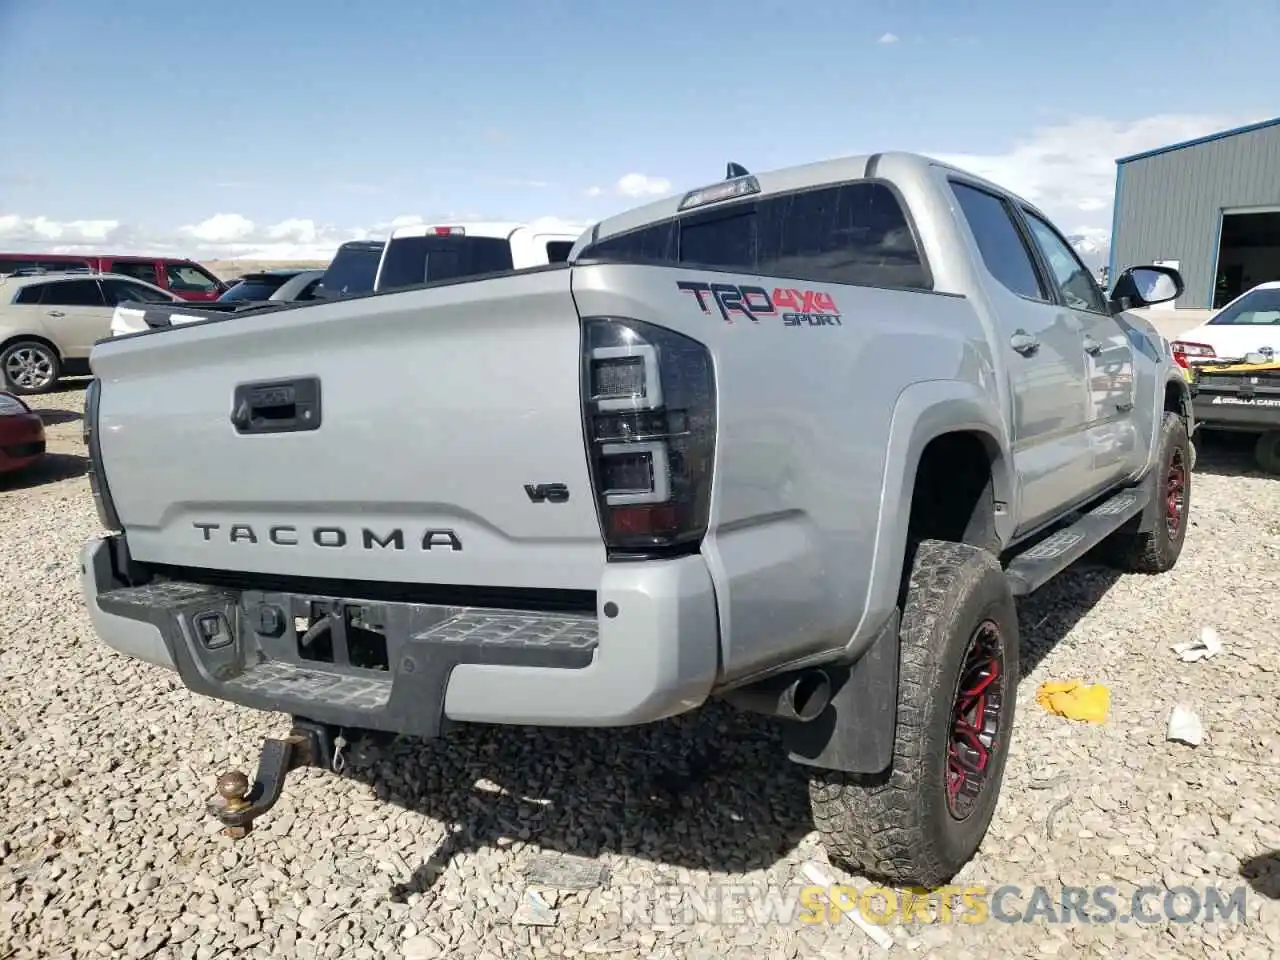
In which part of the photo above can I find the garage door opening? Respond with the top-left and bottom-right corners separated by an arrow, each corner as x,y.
1214,210 -> 1280,308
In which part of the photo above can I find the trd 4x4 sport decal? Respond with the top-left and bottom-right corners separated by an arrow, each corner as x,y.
676,280 -> 842,326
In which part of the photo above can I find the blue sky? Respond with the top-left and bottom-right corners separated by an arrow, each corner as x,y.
1,0 -> 1277,260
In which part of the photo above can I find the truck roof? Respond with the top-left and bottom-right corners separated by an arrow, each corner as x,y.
577,151 -> 1041,251
387,220 -> 585,241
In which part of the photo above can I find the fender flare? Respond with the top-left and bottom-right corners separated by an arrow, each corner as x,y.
1140,372 -> 1194,477
846,378 -> 1014,660
784,379 -> 1014,776
1167,371 -> 1194,421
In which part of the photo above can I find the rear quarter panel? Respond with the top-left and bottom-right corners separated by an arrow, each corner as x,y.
571,262 -> 1001,683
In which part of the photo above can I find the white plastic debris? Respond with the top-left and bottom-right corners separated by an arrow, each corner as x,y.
1166,704 -> 1204,746
512,888 -> 558,926
800,861 -> 895,951
1172,626 -> 1223,663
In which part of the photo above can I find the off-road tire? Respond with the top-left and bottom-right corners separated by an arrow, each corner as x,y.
0,339 -> 61,396
1097,412 -> 1190,573
808,539 -> 1019,888
1253,430 -> 1280,475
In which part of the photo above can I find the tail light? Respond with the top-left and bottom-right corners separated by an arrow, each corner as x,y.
83,378 -> 123,533
1171,341 -> 1216,367
580,317 -> 716,558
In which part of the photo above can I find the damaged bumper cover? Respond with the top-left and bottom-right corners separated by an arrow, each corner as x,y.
81,535 -> 719,736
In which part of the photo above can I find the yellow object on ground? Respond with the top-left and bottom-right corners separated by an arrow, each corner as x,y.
1035,680 -> 1111,723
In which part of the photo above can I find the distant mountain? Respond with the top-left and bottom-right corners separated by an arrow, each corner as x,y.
1067,232 -> 1110,270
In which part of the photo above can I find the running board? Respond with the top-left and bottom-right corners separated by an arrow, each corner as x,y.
1003,485 -> 1149,596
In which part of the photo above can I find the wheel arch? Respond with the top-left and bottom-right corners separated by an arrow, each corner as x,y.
0,332 -> 62,358
1164,372 -> 1192,419
844,379 -> 1014,660
783,380 -> 1014,778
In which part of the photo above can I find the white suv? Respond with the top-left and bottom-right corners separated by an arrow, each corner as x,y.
0,272 -> 177,394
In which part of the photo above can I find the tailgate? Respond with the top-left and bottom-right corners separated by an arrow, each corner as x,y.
89,268 -> 607,590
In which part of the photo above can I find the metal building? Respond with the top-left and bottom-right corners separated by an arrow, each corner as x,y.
1107,117 -> 1280,310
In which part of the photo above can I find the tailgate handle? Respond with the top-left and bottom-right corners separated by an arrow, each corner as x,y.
230,377 -> 321,434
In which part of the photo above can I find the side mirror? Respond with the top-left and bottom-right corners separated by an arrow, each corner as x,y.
1110,265 -> 1184,311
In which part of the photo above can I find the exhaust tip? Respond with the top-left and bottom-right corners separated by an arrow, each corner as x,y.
787,670 -> 832,722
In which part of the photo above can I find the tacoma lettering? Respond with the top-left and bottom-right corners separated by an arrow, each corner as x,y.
362,529 -> 404,550
191,522 -> 461,551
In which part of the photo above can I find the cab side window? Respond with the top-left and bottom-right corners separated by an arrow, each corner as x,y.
949,181 -> 1048,302
1020,210 -> 1110,314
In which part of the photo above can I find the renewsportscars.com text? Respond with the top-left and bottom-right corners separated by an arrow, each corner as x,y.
610,883 -> 1249,927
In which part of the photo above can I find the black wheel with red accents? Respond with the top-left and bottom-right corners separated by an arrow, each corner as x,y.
1098,412 -> 1191,574
946,619 -> 1007,821
809,539 -> 1019,888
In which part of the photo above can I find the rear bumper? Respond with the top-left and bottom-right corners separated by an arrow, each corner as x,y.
81,535 -> 720,734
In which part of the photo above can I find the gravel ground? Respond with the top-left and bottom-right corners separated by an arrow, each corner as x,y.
2,381 -> 1278,960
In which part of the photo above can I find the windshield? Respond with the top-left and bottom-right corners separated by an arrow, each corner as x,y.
376,236 -> 514,291
315,243 -> 382,297
1208,288 -> 1280,325
218,275 -> 291,301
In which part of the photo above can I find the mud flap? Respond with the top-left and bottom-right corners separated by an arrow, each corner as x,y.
782,610 -> 899,775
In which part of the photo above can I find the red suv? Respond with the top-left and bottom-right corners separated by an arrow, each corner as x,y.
0,253 -> 226,301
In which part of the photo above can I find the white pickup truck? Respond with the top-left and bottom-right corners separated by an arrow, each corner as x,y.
372,220 -> 585,292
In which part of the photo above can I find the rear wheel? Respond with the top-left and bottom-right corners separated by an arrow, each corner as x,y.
808,539 -> 1019,887
1253,430 -> 1280,475
1098,412 -> 1190,573
1,340 -> 61,395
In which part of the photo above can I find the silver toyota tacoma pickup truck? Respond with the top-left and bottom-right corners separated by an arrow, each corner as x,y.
80,152 -> 1193,885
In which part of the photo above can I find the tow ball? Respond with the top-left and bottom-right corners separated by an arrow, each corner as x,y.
207,719 -> 343,839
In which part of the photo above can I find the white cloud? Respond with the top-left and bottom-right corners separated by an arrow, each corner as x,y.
931,113 -> 1262,234
615,173 -> 672,198
263,218 -> 319,244
0,209 -> 588,262
878,33 -> 899,44
178,213 -> 256,244
0,214 -> 122,244
584,186 -> 604,198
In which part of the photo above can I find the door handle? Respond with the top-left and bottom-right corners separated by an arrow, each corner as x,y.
46,310 -> 65,318
231,377 -> 322,434
1083,335 -> 1103,355
1010,330 -> 1040,355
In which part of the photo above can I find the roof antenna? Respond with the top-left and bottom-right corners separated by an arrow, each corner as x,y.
725,162 -> 749,180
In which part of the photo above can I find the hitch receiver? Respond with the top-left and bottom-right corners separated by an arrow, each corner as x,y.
207,719 -> 335,838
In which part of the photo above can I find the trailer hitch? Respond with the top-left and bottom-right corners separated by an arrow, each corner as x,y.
207,719 -> 340,839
